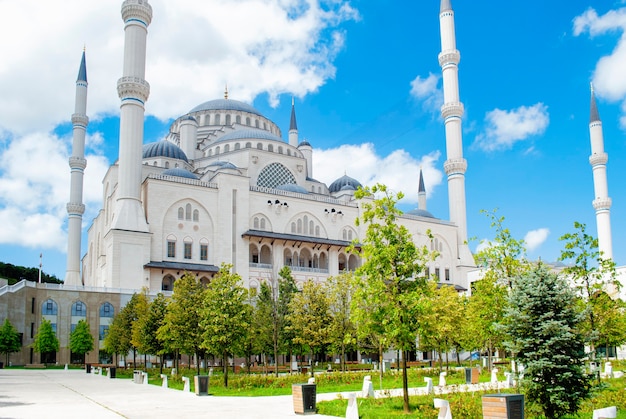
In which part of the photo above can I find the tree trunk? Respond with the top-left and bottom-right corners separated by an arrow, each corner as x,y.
144,353 -> 147,371
196,351 -> 200,376
310,350 -> 314,378
159,354 -> 163,375
132,348 -> 136,370
223,352 -> 229,387
402,350 -> 410,413
456,351 -> 461,367
341,342 -> 346,372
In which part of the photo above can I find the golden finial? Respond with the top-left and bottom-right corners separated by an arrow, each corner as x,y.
224,83 -> 229,99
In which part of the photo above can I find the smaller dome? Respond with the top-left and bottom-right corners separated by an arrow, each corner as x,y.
340,184 -> 356,191
207,161 -> 238,170
298,140 -> 311,147
276,184 -> 309,194
162,167 -> 198,179
189,99 -> 263,117
406,208 -> 436,219
329,174 -> 362,193
143,140 -> 188,163
181,115 -> 197,122
216,129 -> 283,143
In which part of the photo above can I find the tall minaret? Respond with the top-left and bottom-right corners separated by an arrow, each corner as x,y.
439,0 -> 470,261
589,84 -> 613,260
418,169 -> 427,211
65,51 -> 89,286
111,0 -> 152,232
289,97 -> 298,147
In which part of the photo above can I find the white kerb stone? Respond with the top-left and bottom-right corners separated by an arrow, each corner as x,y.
491,368 -> 499,383
345,393 -> 359,419
361,376 -> 374,398
593,406 -> 616,419
434,398 -> 452,419
182,376 -> 190,392
160,374 -> 168,388
439,371 -> 447,387
424,377 -> 433,394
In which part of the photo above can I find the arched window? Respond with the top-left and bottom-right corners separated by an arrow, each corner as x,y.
291,222 -> 296,233
71,301 -> 86,316
315,226 -> 320,237
297,219 -> 302,234
278,146 -> 283,154
263,122 -> 267,130
178,207 -> 184,220
235,143 -> 240,150
255,120 -> 259,128
167,235 -> 176,258
200,239 -> 209,261
303,216 -> 309,235
165,161 -> 170,168
184,237 -> 193,260
224,144 -> 230,152
260,245 -> 272,264
245,142 -> 251,148
249,244 -> 259,264
42,299 -> 58,315
99,303 -> 114,317
215,114 -> 221,125
257,143 -> 263,150
254,217 -> 259,229
162,275 -> 175,291
268,144 -> 273,152
216,146 -> 220,155
185,204 -> 192,221
225,114 -> 231,125
236,115 -> 241,124
246,117 -> 251,126
309,221 -> 314,234
193,209 -> 199,222
260,218 -> 266,230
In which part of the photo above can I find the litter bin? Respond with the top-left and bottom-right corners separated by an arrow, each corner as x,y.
482,394 -> 524,419
86,363 -> 92,373
0,361 -> 4,369
465,367 -> 479,384
133,370 -> 144,384
292,383 -> 316,414
109,367 -> 116,379
194,375 -> 209,396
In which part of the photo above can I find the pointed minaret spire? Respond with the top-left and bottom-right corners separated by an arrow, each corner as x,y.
65,50 -> 89,286
224,83 -> 229,99
588,83 -> 613,260
439,0 -> 471,264
289,96 -> 299,147
418,168 -> 427,211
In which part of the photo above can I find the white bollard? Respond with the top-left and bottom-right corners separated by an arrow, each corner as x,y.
361,375 -> 374,398
308,377 -> 316,384
160,374 -> 168,388
64,364 -> 68,371
438,371 -> 447,387
171,368 -> 177,376
143,372 -> 149,385
182,376 -> 190,392
504,372 -> 514,387
593,406 -> 617,419
345,392 -> 359,419
209,367 -> 213,377
424,377 -> 433,394
605,362 -> 613,378
491,368 -> 499,383
434,398 -> 452,419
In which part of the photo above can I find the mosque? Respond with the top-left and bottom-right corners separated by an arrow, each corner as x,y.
0,0 -> 615,365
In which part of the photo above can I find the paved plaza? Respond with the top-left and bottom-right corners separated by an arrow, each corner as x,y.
0,369 -> 338,419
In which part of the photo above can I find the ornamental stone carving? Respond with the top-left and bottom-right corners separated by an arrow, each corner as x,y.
441,102 -> 464,119
66,202 -> 86,215
121,0 -> 153,26
589,152 -> 608,166
438,49 -> 460,67
117,77 -> 150,103
71,113 -> 89,127
444,158 -> 467,175
69,156 -> 87,170
593,197 -> 612,210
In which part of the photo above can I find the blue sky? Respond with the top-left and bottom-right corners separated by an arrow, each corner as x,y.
1,0 -> 626,280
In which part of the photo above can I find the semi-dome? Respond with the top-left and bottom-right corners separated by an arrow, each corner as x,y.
216,129 -> 283,143
162,167 -> 198,179
189,99 -> 263,117
298,140 -> 311,147
143,140 -> 188,163
207,161 -> 238,170
329,174 -> 362,193
276,184 -> 309,194
406,208 -> 436,219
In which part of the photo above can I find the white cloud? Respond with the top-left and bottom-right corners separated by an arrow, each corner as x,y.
573,7 -> 626,128
524,228 -> 550,252
313,143 -> 442,204
409,73 -> 443,113
473,103 -> 549,152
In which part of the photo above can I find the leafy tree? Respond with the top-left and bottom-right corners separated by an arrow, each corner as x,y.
419,281 -> 465,370
32,319 -> 59,365
116,293 -> 144,368
103,313 -> 130,366
136,293 -> 169,373
0,318 -> 21,366
277,266 -> 298,366
589,291 -> 626,358
327,273 -> 357,372
251,282 -> 276,373
158,272 -> 205,375
287,279 -> 332,377
351,184 -> 432,413
560,221 -> 619,358
130,290 -> 150,369
69,319 -> 94,363
503,263 -> 591,419
201,264 -> 250,387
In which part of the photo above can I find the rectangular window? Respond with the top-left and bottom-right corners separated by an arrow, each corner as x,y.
31,297 -> 35,314
425,267 -> 430,279
30,322 -> 34,338
434,268 -> 440,280
99,325 -> 109,340
445,269 -> 450,281
184,243 -> 192,260
200,244 -> 208,261
167,241 -> 176,258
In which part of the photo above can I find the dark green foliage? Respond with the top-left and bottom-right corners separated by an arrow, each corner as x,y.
32,319 -> 59,364
69,319 -> 94,359
0,261 -> 61,284
0,318 -> 21,365
504,264 -> 592,418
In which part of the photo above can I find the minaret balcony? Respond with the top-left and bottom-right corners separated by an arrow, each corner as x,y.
66,202 -> 86,216
438,49 -> 460,67
71,113 -> 89,127
444,158 -> 467,175
441,102 -> 464,119
117,77 -> 150,103
593,197 -> 612,211
121,0 -> 153,26
69,156 -> 87,170
589,152 -> 607,167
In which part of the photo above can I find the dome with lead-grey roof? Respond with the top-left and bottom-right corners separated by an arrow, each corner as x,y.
162,167 -> 198,179
216,129 -> 283,143
406,208 -> 437,219
189,99 -> 263,117
276,184 -> 309,194
329,174 -> 362,193
207,161 -> 238,170
143,140 -> 188,162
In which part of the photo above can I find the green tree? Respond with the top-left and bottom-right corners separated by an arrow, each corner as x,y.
201,264 -> 250,387
158,272 -> 205,375
351,184 -> 432,413
277,266 -> 298,367
136,293 -> 169,373
590,291 -> 626,358
287,279 -> 332,377
327,273 -> 357,372
560,221 -> 619,358
103,314 -> 129,366
504,263 -> 591,419
0,318 -> 21,366
419,281 -> 465,370
69,319 -> 94,363
32,319 -> 59,365
115,293 -> 144,368
251,282 -> 276,373
130,290 -> 150,369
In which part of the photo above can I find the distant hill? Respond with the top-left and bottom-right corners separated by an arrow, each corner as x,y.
0,262 -> 62,285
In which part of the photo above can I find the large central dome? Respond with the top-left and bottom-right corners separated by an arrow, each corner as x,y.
189,99 -> 263,117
